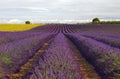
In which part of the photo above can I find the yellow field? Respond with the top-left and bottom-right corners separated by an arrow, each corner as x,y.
0,24 -> 43,32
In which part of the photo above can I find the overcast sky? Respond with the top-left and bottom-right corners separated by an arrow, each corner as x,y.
0,0 -> 120,23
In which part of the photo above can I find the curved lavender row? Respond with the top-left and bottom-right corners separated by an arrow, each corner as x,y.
66,33 -> 120,79
31,24 -> 57,33
81,33 -> 120,48
30,24 -> 120,34
89,33 -> 120,39
31,24 -> 76,33
101,34 -> 120,38
0,31 -> 43,45
27,33 -> 84,79
0,33 -> 55,78
73,24 -> 120,34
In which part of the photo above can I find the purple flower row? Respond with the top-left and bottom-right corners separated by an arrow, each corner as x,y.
66,33 -> 120,79
0,31 -> 44,45
0,33 -> 55,78
27,33 -> 84,79
81,33 -> 120,48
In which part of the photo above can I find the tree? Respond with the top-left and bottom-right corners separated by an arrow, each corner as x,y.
92,18 -> 100,24
25,21 -> 31,24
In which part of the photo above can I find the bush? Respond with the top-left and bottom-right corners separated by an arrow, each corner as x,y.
92,18 -> 100,24
25,21 -> 31,24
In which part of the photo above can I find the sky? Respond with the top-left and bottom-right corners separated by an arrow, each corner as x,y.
0,0 -> 120,23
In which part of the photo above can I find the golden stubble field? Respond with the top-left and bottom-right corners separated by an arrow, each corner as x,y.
0,24 -> 43,31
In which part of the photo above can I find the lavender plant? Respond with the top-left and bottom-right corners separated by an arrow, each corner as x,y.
81,33 -> 120,48
66,33 -> 120,79
0,33 -> 55,78
0,31 -> 43,45
27,33 -> 84,79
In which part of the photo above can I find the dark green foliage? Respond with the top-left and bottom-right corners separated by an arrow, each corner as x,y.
91,17 -> 120,24
25,21 -> 31,24
0,53 -> 12,65
100,21 -> 120,24
92,18 -> 100,24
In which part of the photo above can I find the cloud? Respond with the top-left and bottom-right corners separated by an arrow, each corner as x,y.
0,0 -> 120,22
7,19 -> 23,24
23,7 -> 49,12
0,7 -> 49,13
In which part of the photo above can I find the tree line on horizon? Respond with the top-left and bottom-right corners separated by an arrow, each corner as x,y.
24,18 -> 120,24
92,18 -> 120,24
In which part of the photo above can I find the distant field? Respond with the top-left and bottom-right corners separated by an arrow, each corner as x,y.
0,24 -> 43,31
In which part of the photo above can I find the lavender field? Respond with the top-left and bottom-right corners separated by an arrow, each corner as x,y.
0,24 -> 120,79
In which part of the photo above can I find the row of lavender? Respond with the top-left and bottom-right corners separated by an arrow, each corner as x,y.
0,31 -> 44,45
26,33 -> 85,79
0,32 -> 55,78
31,24 -> 75,33
66,33 -> 120,79
80,33 -> 120,48
32,24 -> 120,34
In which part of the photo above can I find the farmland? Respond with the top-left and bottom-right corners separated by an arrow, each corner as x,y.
0,24 -> 42,31
0,24 -> 120,79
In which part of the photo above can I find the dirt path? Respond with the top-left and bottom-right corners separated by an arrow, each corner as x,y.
68,40 -> 101,79
7,38 -> 54,79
